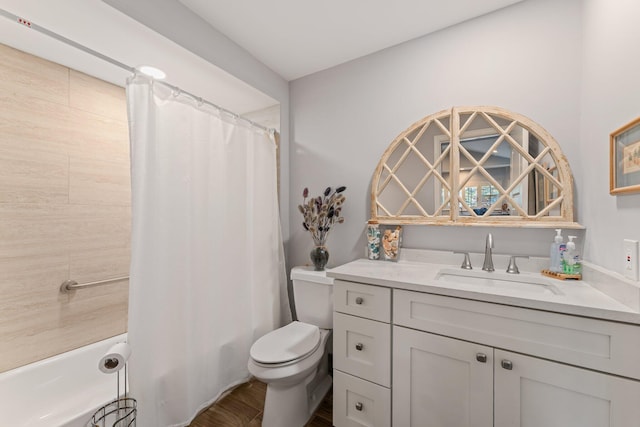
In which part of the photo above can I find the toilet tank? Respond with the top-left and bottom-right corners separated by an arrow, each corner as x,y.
291,266 -> 334,329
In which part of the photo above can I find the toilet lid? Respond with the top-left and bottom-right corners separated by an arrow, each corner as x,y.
250,321 -> 320,364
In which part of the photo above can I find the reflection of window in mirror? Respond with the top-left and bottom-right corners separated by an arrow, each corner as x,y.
545,166 -> 559,202
437,130 -> 517,216
481,185 -> 499,205
462,187 -> 477,207
544,166 -> 561,215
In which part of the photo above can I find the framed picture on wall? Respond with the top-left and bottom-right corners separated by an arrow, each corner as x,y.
610,116 -> 640,195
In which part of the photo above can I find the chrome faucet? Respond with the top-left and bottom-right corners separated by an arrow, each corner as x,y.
482,233 -> 494,272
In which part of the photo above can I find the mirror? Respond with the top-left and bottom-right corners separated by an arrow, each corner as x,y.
371,106 -> 580,228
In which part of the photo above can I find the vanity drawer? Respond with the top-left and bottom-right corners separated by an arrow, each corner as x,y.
333,370 -> 390,427
334,280 -> 391,322
334,312 -> 391,387
394,289 -> 640,379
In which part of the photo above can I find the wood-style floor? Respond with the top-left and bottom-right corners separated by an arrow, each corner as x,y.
188,379 -> 333,426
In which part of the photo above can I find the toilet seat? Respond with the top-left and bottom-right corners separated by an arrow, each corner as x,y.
250,321 -> 320,366
248,329 -> 331,384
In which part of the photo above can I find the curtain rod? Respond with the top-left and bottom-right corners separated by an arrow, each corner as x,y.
0,8 -> 274,134
135,76 -> 274,134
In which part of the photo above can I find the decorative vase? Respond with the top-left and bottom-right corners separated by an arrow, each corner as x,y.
366,222 -> 381,260
310,246 -> 329,271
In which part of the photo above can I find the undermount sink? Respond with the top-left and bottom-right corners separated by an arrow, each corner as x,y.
435,268 -> 563,296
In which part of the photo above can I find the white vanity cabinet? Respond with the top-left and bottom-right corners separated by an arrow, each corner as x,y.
393,289 -> 640,427
393,327 -> 640,427
332,276 -> 640,427
333,280 -> 392,427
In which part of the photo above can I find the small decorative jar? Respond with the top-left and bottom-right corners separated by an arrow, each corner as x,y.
366,221 -> 381,260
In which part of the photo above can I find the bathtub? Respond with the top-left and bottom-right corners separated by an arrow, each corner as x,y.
0,333 -> 128,427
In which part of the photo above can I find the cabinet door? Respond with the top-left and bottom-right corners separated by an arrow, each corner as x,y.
495,349 -> 640,427
392,326 -> 493,427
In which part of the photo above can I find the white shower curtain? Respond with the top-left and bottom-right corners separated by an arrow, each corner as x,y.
126,75 -> 289,427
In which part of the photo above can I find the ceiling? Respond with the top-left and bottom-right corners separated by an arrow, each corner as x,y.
178,0 -> 523,81
0,0 -> 524,117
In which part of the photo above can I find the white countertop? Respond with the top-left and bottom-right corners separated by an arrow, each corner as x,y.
327,252 -> 640,325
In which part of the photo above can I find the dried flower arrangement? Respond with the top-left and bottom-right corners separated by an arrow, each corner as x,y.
299,186 -> 347,246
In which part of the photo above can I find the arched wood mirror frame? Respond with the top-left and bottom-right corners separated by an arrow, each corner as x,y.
370,106 -> 582,228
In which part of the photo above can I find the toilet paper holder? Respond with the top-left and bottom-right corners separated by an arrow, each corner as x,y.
87,342 -> 137,427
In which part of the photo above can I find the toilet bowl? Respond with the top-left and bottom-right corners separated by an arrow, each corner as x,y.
248,267 -> 334,427
248,324 -> 332,426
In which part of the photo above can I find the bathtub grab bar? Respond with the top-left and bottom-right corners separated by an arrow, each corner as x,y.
60,276 -> 129,293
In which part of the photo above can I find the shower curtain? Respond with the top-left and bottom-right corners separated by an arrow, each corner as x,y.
126,75 -> 288,427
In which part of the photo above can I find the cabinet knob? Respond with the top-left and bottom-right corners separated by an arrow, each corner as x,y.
501,360 -> 513,370
355,297 -> 364,305
355,402 -> 363,411
355,343 -> 364,351
476,353 -> 487,363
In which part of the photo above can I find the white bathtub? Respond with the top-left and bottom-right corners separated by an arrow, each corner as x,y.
0,333 -> 128,427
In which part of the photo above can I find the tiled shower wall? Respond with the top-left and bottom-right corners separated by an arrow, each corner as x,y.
0,43 -> 130,372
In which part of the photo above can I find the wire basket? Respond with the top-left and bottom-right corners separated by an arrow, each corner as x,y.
86,397 -> 137,427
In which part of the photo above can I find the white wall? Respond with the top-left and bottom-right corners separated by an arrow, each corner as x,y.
580,0 -> 640,273
290,0 -> 584,269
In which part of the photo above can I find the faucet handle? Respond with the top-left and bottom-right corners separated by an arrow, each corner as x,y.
454,251 -> 473,270
506,255 -> 529,274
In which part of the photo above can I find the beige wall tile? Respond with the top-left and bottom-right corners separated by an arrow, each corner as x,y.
0,253 -> 69,318
66,107 -> 130,163
69,69 -> 127,122
0,203 -> 74,258
64,204 -> 131,252
0,293 -> 127,371
57,281 -> 129,330
0,95 -> 75,151
0,43 -> 69,106
0,144 -> 68,204
0,204 -> 129,256
0,96 -> 130,163
0,46 -> 131,372
69,156 -> 130,206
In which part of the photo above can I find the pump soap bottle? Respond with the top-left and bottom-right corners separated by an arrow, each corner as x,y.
549,229 -> 564,272
562,236 -> 582,275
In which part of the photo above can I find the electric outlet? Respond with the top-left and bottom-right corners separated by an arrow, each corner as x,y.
623,239 -> 639,281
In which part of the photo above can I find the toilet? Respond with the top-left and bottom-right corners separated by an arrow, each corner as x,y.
248,266 -> 334,427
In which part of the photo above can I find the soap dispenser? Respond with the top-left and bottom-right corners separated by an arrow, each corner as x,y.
563,236 -> 578,274
549,229 -> 564,272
